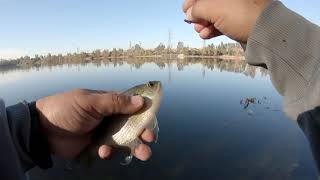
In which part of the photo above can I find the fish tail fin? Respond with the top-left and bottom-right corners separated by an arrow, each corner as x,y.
120,138 -> 143,166
120,154 -> 133,166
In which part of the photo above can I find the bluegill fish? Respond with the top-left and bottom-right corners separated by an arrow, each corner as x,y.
79,81 -> 163,165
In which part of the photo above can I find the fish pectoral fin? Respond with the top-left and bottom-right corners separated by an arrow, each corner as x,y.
146,115 -> 159,143
120,138 -> 143,166
64,160 -> 74,171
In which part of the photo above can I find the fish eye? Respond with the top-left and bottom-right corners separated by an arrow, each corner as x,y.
148,81 -> 155,87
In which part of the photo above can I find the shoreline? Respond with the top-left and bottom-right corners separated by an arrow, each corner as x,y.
183,55 -> 245,61
99,55 -> 245,61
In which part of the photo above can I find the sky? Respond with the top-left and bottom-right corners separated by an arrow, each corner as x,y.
0,0 -> 319,59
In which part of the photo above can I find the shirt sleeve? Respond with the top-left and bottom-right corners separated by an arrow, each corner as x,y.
245,0 -> 320,120
5,102 -> 37,171
244,0 -> 320,172
0,98 -> 53,176
0,99 -> 27,179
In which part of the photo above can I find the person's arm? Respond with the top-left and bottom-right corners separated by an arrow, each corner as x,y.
245,1 -> 320,120
184,0 -> 320,119
0,89 -> 156,179
245,3 -> 320,171
183,0 -> 320,171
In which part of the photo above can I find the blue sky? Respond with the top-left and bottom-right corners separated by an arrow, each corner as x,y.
0,0 -> 319,59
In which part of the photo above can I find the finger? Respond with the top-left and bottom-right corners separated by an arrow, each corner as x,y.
93,93 -> 144,116
194,23 -> 206,33
186,4 -> 211,25
98,145 -> 112,159
140,129 -> 155,143
183,0 -> 196,13
134,144 -> 152,161
199,25 -> 222,39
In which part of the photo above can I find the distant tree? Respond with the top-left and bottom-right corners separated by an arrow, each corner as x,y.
79,52 -> 89,59
23,56 -> 31,61
133,44 -> 143,56
154,43 -> 166,54
134,44 -> 142,51
110,48 -> 118,57
118,48 -> 124,57
102,49 -> 109,58
34,54 -> 41,61
92,49 -> 101,59
177,41 -> 184,53
57,54 -> 63,62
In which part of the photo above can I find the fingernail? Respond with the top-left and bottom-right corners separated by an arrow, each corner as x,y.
186,7 -> 194,21
131,96 -> 143,106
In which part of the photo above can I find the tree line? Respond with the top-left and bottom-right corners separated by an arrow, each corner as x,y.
0,42 -> 244,68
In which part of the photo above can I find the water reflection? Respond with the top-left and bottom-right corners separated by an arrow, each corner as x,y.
0,58 -> 268,80
0,58 -> 318,180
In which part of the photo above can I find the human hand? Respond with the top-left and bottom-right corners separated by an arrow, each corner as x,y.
36,89 -> 155,161
183,0 -> 272,42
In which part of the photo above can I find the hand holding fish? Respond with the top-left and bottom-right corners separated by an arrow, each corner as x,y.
36,89 -> 155,162
183,0 -> 271,42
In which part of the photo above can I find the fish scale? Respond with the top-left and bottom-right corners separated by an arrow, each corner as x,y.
112,111 -> 152,145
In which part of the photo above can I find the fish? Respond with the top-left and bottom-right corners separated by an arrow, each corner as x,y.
79,81 -> 163,166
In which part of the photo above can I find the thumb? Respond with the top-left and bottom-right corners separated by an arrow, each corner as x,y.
183,0 -> 196,13
92,93 -> 144,116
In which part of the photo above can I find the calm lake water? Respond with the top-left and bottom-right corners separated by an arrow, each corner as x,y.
0,59 -> 318,179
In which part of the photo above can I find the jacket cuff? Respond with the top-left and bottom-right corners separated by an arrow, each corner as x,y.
6,102 -> 52,171
28,101 -> 53,169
